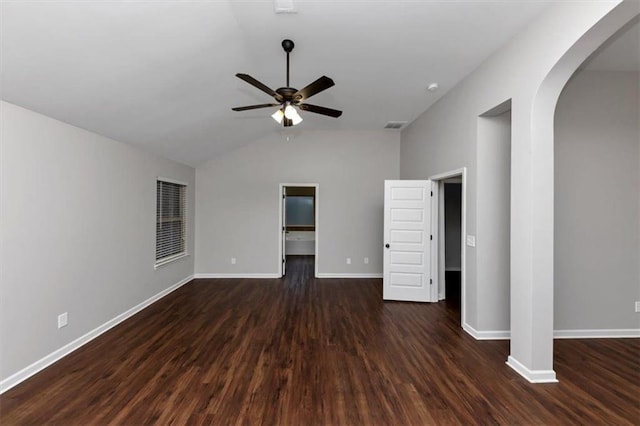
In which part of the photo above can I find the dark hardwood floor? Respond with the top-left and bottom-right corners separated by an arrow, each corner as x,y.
1,255 -> 639,425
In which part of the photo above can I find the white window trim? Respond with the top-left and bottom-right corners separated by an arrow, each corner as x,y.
157,176 -> 188,186
154,252 -> 189,269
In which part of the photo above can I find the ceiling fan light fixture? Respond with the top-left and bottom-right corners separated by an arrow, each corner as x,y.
284,104 -> 303,125
272,108 -> 284,124
290,113 -> 303,126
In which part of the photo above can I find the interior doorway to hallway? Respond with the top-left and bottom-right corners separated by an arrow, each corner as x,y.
278,184 -> 319,278
442,181 -> 463,312
430,169 -> 466,327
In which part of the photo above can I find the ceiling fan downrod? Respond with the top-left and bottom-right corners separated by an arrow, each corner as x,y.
282,39 -> 294,88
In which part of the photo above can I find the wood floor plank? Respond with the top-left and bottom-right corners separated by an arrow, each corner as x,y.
1,255 -> 639,425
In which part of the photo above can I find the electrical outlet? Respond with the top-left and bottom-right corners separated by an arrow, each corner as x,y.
635,301 -> 640,313
346,258 -> 351,265
231,258 -> 236,265
58,312 -> 68,329
364,257 -> 369,264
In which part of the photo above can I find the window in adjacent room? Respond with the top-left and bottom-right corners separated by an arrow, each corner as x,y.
155,178 -> 187,267
285,195 -> 315,228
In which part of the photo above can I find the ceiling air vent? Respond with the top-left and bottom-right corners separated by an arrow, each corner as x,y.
384,121 -> 408,130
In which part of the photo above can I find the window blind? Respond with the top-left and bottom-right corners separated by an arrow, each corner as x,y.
156,180 -> 186,263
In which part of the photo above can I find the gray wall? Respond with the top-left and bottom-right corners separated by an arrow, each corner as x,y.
476,111 -> 511,331
0,101 -> 195,382
195,130 -> 400,276
554,70 -> 640,330
400,2 -> 633,343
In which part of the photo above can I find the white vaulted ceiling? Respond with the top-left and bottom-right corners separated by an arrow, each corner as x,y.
1,1 -> 554,166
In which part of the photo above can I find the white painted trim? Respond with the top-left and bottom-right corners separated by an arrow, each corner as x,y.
429,168 -> 467,182
429,167 -> 467,328
429,180 -> 439,303
156,176 -> 188,186
0,275 -> 194,394
506,356 -> 558,383
193,273 -> 280,279
462,326 -> 640,341
553,329 -> 640,339
437,181 -> 446,301
463,323 -> 510,340
279,183 -> 319,278
154,252 -> 189,269
316,273 -> 383,279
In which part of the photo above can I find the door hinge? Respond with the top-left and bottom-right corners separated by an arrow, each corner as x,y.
283,258 -> 285,263
430,278 -> 433,284
283,226 -> 285,231
283,194 -> 286,199
430,234 -> 433,241
431,191 -> 433,196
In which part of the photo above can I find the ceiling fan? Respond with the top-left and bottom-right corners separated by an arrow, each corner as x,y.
232,39 -> 342,127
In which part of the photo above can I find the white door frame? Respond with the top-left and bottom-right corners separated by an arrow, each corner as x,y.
429,167 -> 467,328
278,183 -> 319,278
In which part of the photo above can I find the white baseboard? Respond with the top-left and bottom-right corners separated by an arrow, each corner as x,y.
316,273 -> 383,279
463,323 -> 510,340
506,356 -> 558,383
463,325 -> 640,341
194,273 -> 280,279
0,275 -> 194,394
553,329 -> 640,339
194,272 -> 382,279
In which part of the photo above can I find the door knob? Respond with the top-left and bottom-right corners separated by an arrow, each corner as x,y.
385,243 -> 390,249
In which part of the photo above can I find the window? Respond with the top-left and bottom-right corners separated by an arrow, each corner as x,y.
156,179 -> 186,266
286,196 -> 315,227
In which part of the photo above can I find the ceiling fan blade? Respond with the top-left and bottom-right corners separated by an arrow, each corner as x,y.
298,103 -> 342,118
232,103 -> 280,112
293,76 -> 335,101
235,73 -> 283,102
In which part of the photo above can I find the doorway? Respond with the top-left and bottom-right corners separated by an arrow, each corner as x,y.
430,169 -> 467,327
278,184 -> 319,278
442,180 -> 463,310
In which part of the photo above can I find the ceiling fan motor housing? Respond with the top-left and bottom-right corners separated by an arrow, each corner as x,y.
276,87 -> 301,104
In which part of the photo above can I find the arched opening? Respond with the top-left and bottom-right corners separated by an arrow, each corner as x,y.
554,20 -> 639,336
510,0 -> 639,382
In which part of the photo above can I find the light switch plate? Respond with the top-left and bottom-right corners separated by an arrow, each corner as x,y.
466,235 -> 476,247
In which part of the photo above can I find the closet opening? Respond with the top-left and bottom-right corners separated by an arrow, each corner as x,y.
278,184 -> 319,277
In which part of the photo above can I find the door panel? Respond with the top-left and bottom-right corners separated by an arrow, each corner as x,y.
390,251 -> 423,265
391,208 -> 424,222
383,180 -> 434,302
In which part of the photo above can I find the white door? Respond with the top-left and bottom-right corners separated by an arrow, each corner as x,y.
383,180 -> 435,302
282,187 -> 287,276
